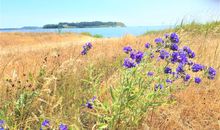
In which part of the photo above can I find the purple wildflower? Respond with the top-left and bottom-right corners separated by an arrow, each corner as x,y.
172,72 -> 179,79
155,84 -> 163,91
42,120 -> 50,127
85,96 -> 97,109
83,42 -> 92,49
183,46 -> 191,53
0,120 -> 4,128
91,96 -> 97,102
164,33 -> 169,38
59,124 -> 68,130
123,58 -> 136,68
84,96 -> 97,109
170,33 -> 179,43
195,77 -> 201,84
145,43 -> 151,48
87,42 -> 92,49
159,50 -> 169,59
135,51 -> 144,64
147,72 -> 154,76
81,50 -> 87,55
191,64 -> 204,72
183,46 -> 195,58
150,53 -> 154,58
176,64 -> 185,73
82,43 -> 92,51
155,38 -> 164,44
171,50 -> 189,64
130,51 -> 136,59
208,67 -> 216,80
123,46 -> 132,54
170,43 -> 178,51
81,49 -> 87,55
81,42 -> 92,55
164,67 -> 172,74
188,51 -> 195,58
184,74 -> 191,81
166,79 -> 172,84
171,52 -> 179,63
178,50 -> 188,64
129,51 -> 144,64
85,102 -> 93,109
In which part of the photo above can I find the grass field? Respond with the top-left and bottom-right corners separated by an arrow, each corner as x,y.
0,22 -> 220,129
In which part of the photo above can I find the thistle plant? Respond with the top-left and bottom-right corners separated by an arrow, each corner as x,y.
83,33 -> 217,129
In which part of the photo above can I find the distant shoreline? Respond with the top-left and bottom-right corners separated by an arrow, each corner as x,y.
0,25 -> 173,37
42,21 -> 126,29
0,21 -> 126,30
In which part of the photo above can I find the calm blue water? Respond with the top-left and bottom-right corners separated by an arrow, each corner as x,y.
0,26 -> 173,37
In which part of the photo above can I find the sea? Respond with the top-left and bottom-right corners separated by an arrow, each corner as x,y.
0,25 -> 174,37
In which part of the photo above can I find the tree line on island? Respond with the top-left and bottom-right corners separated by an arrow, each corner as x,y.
43,21 -> 126,28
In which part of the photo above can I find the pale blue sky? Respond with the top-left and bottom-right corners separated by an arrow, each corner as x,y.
0,0 -> 220,28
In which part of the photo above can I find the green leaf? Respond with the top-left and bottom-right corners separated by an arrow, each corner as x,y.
97,123 -> 108,129
110,86 -> 116,102
128,95 -> 137,102
81,79 -> 92,84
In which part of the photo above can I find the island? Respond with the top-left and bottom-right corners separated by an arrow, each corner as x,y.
43,21 -> 126,29
21,26 -> 41,29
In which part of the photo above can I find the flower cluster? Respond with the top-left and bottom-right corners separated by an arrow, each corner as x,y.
155,38 -> 164,44
122,32 -> 217,86
123,47 -> 144,68
123,58 -> 136,68
170,33 -> 179,43
191,64 -> 204,72
0,119 -> 68,130
159,49 -> 169,59
81,42 -> 92,55
170,50 -> 190,65
132,51 -> 144,64
123,46 -> 132,54
41,120 -> 68,130
170,43 -> 178,51
183,46 -> 195,58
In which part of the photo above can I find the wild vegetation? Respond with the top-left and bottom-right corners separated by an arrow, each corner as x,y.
0,22 -> 220,129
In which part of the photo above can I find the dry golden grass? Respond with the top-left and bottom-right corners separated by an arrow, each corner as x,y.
0,32 -> 94,78
0,32 -> 91,47
0,26 -> 220,129
145,82 -> 220,130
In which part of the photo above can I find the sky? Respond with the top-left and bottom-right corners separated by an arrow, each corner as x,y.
0,0 -> 220,28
